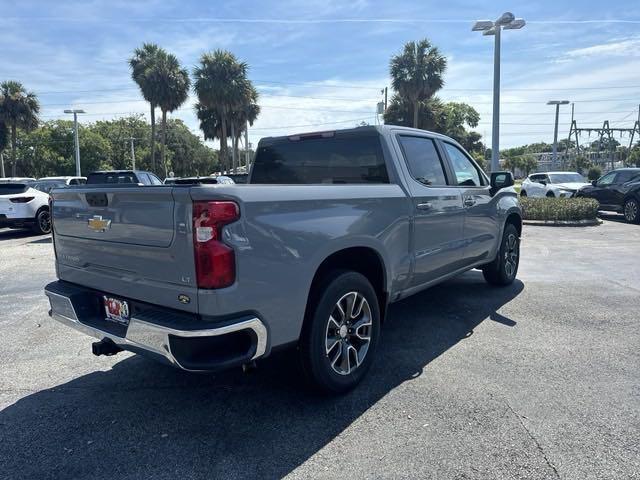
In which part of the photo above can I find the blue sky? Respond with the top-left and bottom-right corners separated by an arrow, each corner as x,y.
2,0 -> 640,149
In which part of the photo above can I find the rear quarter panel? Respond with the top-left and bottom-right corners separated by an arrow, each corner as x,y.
191,184 -> 412,349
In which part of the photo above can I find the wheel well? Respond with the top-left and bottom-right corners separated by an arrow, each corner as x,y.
305,247 -> 388,323
35,205 -> 49,216
506,212 -> 522,237
546,191 -> 555,197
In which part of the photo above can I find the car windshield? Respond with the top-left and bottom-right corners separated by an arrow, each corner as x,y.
548,173 -> 585,184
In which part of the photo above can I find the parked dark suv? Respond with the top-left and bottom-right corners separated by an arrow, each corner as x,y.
577,168 -> 640,223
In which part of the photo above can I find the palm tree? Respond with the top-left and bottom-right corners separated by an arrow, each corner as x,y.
193,50 -> 253,172
390,39 -> 447,128
145,51 -> 190,176
129,43 -> 162,173
0,81 -> 40,176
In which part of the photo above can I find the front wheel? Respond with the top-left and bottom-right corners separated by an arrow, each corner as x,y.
482,223 -> 520,286
32,208 -> 51,235
623,198 -> 640,223
520,190 -> 527,197
546,191 -> 555,198
299,271 -> 380,393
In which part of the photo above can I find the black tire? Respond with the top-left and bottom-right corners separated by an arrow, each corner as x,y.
520,190 -> 527,197
546,191 -> 555,198
623,198 -> 640,224
299,271 -> 381,394
32,208 -> 51,235
482,223 -> 520,286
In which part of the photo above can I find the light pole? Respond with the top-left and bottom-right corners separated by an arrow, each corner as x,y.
472,13 -> 526,172
547,100 -> 570,169
64,109 -> 85,176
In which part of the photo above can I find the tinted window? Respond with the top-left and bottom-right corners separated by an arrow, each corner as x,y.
444,143 -> 483,187
397,136 -> 447,186
35,180 -> 66,193
616,171 -> 640,183
137,173 -> 151,185
87,172 -> 139,184
0,184 -> 29,195
251,134 -> 388,184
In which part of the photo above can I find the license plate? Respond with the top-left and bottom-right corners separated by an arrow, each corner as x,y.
103,296 -> 130,325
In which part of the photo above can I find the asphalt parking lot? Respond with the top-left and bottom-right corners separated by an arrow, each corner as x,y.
1,218 -> 639,480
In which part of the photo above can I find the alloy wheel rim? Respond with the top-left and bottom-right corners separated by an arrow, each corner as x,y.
325,291 -> 372,376
624,201 -> 637,221
504,233 -> 519,279
39,211 -> 51,233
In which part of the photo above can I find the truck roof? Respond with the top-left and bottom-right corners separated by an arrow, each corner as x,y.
258,125 -> 453,144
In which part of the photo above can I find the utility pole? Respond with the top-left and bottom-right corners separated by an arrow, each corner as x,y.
384,87 -> 388,112
64,109 -> 85,176
472,13 -> 526,172
245,120 -> 249,171
231,122 -> 236,173
0,152 -> 4,178
547,100 -> 570,169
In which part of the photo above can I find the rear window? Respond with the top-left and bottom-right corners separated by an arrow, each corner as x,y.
0,184 -> 29,195
86,172 -> 139,184
250,134 -> 389,184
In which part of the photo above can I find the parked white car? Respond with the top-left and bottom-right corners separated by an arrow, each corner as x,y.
520,172 -> 590,198
0,182 -> 51,234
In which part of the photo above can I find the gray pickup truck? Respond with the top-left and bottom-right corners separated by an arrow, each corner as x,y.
45,125 -> 521,392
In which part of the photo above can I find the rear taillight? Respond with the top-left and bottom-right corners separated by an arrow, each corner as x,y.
10,196 -> 34,203
192,201 -> 240,289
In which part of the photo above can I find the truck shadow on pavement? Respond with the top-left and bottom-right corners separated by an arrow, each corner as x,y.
0,272 -> 523,480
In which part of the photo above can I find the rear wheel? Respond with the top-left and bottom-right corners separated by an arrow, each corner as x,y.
520,190 -> 527,197
546,191 -> 555,198
32,208 -> 51,235
623,198 -> 640,223
482,223 -> 520,286
299,271 -> 380,393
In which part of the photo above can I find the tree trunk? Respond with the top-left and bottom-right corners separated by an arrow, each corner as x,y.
234,134 -> 240,171
150,105 -> 156,173
220,115 -> 228,172
11,124 -> 17,177
160,109 -> 167,177
413,101 -> 419,129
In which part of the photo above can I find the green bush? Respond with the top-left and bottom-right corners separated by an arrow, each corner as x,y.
587,166 -> 602,181
520,197 -> 599,222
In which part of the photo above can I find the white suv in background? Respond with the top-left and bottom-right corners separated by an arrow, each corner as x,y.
520,172 -> 590,198
0,182 -> 51,234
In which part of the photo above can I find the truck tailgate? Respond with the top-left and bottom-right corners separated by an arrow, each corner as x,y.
51,186 -> 199,313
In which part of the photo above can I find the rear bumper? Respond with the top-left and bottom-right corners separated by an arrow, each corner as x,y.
44,281 -> 267,372
0,214 -> 36,227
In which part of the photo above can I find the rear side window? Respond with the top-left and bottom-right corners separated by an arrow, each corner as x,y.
616,171 -> 640,183
251,134 -> 389,184
397,135 -> 448,186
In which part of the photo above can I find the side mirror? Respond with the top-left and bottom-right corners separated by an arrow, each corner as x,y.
591,180 -> 597,186
490,171 -> 514,193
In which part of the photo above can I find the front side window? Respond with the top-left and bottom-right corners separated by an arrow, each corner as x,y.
443,142 -> 483,187
598,172 -> 616,186
397,135 -> 447,186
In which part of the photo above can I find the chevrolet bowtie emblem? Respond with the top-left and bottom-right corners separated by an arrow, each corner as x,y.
87,215 -> 111,232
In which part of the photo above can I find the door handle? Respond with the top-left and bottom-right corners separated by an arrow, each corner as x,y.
463,197 -> 476,207
416,202 -> 433,211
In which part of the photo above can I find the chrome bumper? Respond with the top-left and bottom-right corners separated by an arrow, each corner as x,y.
45,289 -> 267,372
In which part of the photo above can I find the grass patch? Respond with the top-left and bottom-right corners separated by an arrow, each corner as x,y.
520,197 -> 599,221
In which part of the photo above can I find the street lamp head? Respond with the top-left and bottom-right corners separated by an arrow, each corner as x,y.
482,28 -> 496,36
503,18 -> 526,30
495,12 -> 515,26
547,100 -> 570,105
64,109 -> 86,114
63,109 -> 73,114
472,20 -> 494,31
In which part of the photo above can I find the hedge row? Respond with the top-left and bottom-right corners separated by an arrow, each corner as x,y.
520,197 -> 599,221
